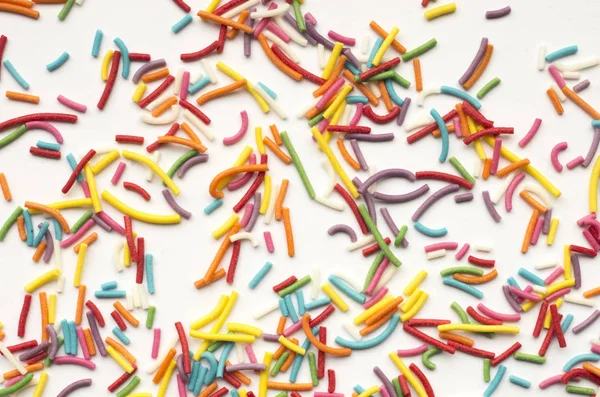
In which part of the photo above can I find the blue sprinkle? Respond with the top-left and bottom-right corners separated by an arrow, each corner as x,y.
368,37 -> 384,68
257,82 -> 277,99
545,45 -> 578,63
95,290 -> 127,298
441,85 -> 482,109
189,76 -> 211,95
22,210 -> 33,246
172,14 -> 193,34
3,60 -> 29,90
46,52 -> 70,72
517,267 -> 545,286
145,254 -> 155,294
101,281 -> 118,291
112,327 -> 131,345
509,375 -> 530,389
414,221 -> 448,237
304,297 -> 331,311
203,199 -> 223,215
346,95 -> 369,104
66,154 -> 84,182
33,221 -> 49,248
113,37 -> 130,78
91,29 -> 103,57
248,261 -> 273,289
443,277 -> 484,299
36,140 -> 61,152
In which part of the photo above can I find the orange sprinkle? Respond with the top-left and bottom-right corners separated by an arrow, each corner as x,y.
562,86 -> 600,119
413,59 -> 423,92
226,360 -> 251,385
360,311 -> 395,336
157,136 -> 208,153
105,336 -> 137,364
75,285 -> 86,325
482,158 -> 492,180
453,269 -> 498,284
0,331 -> 4,341
197,11 -> 253,34
267,382 -> 313,391
496,158 -> 530,178
17,215 -> 26,241
197,223 -> 242,286
276,316 -> 287,335
463,44 -> 494,90
519,190 -> 548,214
365,296 -> 404,326
194,268 -> 227,289
180,122 -> 202,143
4,0 -> 34,7
269,124 -> 283,145
378,80 -> 393,111
33,0 -> 65,2
74,232 -> 98,253
153,348 -> 176,383
151,96 -> 178,117
32,241 -> 47,263
199,382 -> 219,397
226,10 -> 249,40
258,34 -> 302,81
547,88 -> 564,115
197,79 -> 247,105
369,21 -> 406,53
3,363 -> 43,379
583,286 -> 600,299
456,103 -> 469,137
301,314 -> 351,356
142,68 -> 170,83
84,328 -> 96,356
337,139 -> 361,171
521,209 -> 540,253
438,331 -> 475,347
432,122 -> 455,138
5,91 -> 39,104
25,201 -> 70,233
274,179 -> 289,221
209,165 -> 269,199
114,301 -> 139,327
273,344 -> 287,360
264,137 -> 291,164
282,207 -> 295,257
584,362 -> 600,378
312,55 -> 347,98
344,70 -> 379,106
39,292 -> 48,342
306,95 -> 336,119
0,173 -> 11,202
0,3 -> 39,19
281,348 -> 296,372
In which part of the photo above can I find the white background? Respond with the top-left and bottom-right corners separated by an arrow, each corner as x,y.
1,0 -> 600,396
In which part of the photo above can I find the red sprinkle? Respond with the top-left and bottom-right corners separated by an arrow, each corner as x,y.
107,366 -> 137,392
570,244 -> 597,258
216,25 -> 228,53
448,340 -> 495,359
467,255 -> 495,267
466,306 -> 502,325
309,304 -> 336,328
233,154 -> 268,213
172,0 -> 191,13
111,310 -> 127,331
181,41 -> 219,62
0,112 -> 78,132
491,342 -> 521,367
17,294 -> 32,338
407,109 -> 457,144
85,300 -> 106,327
362,237 -> 391,256
30,146 -> 61,160
533,301 -> 548,338
328,369 -> 336,393
326,125 -> 371,134
403,324 -> 455,354
97,50 -> 121,110
213,0 -> 246,16
175,321 -> 191,374
136,237 -> 145,284
147,123 -> 180,153
562,368 -> 600,385
123,182 -> 152,201
128,53 -> 151,62
222,371 -> 241,388
208,387 -> 229,397
3,340 -> 37,355
405,319 -> 450,327
334,183 -> 369,234
462,127 -> 514,145
415,170 -> 474,190
115,135 -> 145,145
138,75 -> 175,108
179,99 -> 212,125
550,304 -> 566,348
358,57 -> 401,81
318,327 -> 326,379
0,35 -> 6,80
398,375 -> 411,397
409,363 -> 435,397
226,240 -> 241,285
461,101 -> 494,128
62,149 -> 96,194
25,351 -> 47,365
363,105 -> 401,124
271,44 -> 326,85
273,276 -> 298,293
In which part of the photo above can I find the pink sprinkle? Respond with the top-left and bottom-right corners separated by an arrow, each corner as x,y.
577,213 -> 596,227
539,374 -> 564,389
177,374 -> 187,397
4,375 -> 24,387
583,229 -> 600,251
550,141 -> 568,172
252,3 -> 277,37
180,71 -> 190,101
283,320 -> 302,337
424,242 -> 458,252
452,117 -> 462,137
363,287 -> 388,309
490,137 -> 502,174
379,386 -> 390,397
240,203 -> 254,227
54,355 -> 96,370
96,211 -> 126,235
304,12 -> 317,25
530,218 -> 544,245
317,117 -> 330,133
264,231 -> 275,253
476,303 -> 521,322
60,219 -> 95,248
518,118 -> 542,148
25,121 -> 64,143
349,103 -> 364,126
77,326 -> 90,360
509,285 -> 541,302
592,344 -> 600,355
544,266 -> 564,285
327,30 -> 356,46
397,344 -> 428,357
223,111 -> 249,146
545,288 -> 570,303
365,257 -> 389,296
227,154 -> 256,191
245,344 -> 258,364
266,22 -> 291,43
111,161 -> 127,185
152,328 -> 161,359
548,65 -> 566,88
57,95 -> 87,113
566,155 -> 584,169
316,78 -> 345,110
81,180 -> 91,198
455,243 -> 470,260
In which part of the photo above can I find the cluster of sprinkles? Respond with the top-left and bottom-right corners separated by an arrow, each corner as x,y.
6,0 -> 600,396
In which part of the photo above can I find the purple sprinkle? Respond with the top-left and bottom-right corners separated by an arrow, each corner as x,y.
86,311 -> 107,357
502,285 -> 523,312
412,184 -> 460,222
57,378 -> 92,397
373,184 -> 430,204
177,154 -> 209,178
454,192 -> 474,203
162,189 -> 192,220
244,9 -> 256,57
573,309 -> 600,334
328,224 -> 358,242
571,253 -> 581,289
380,208 -> 400,236
19,341 -> 49,361
573,79 -> 590,93
482,190 -> 501,222
397,97 -> 411,126
47,324 -> 59,360
582,128 -> 600,167
262,333 -> 280,342
485,6 -> 511,19
344,133 -> 394,142
305,21 -> 334,50
92,213 -> 112,232
226,363 -> 267,372
132,59 -> 167,83
458,38 -> 489,85
283,13 -> 316,46
350,140 -> 368,171
374,366 -> 397,397
542,208 -> 553,234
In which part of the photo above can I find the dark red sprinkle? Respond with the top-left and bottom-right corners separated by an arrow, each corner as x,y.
18,294 -> 32,338
273,276 -> 298,292
226,240 -> 241,285
111,310 -> 127,331
30,147 -> 61,160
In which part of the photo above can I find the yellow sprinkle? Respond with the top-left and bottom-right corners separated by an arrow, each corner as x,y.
32,371 -> 48,397
256,126 -> 265,155
48,294 -> 56,324
24,269 -> 61,293
358,386 -> 380,397
157,359 -> 177,397
543,298 -> 563,329
311,127 -> 359,198
91,150 -> 120,174
212,214 -> 240,239
437,324 -> 520,334
424,2 -> 457,20
278,335 -> 306,355
354,295 -> 395,325
467,116 -> 486,160
325,100 -> 347,143
204,0 -> 221,13
189,331 -> 255,343
101,49 -> 114,81
102,190 -> 181,224
191,295 -> 229,330
400,291 -> 429,322
403,270 -> 428,295
73,243 -> 87,287
322,42 -> 344,80
194,291 -> 238,360
564,245 -> 572,280
546,279 -> 575,296
521,297 -> 540,312
323,84 -> 353,120
123,242 -> 131,267
259,175 -> 271,215
590,154 -> 600,212
546,218 -> 560,245
400,289 -> 423,313
388,353 -> 428,397
132,82 -> 147,103
239,390 -> 247,397
84,165 -> 102,213
321,283 -> 349,312
483,136 -> 561,198
128,394 -> 153,397
259,352 -> 273,397
216,62 -> 270,113
107,345 -> 135,373
122,150 -> 180,196
226,322 -> 263,337
217,145 -> 253,190
372,27 -> 399,66
27,198 -> 92,214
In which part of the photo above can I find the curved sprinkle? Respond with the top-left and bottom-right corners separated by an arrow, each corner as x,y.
46,52 -> 70,72
504,171 -> 526,212
24,121 -> 64,143
327,30 -> 356,46
458,38 -> 488,85
518,118 -> 542,148
396,344 -> 428,357
358,168 -> 416,196
223,111 -> 249,146
485,6 -> 511,19
482,191 -> 501,222
583,127 -> 600,167
443,277 -> 484,299
476,303 -> 521,322
113,38 -> 131,78
57,378 -> 92,397
430,108 -> 449,162
374,184 -> 430,204
177,154 -> 209,178
53,356 -> 96,370
550,142 -> 568,172
412,184 -> 459,222
563,353 -> 600,371
414,221 -> 448,238
349,103 -> 364,126
132,59 -> 167,83
539,374 -> 564,389
57,95 -> 87,113
328,224 -> 358,242
162,189 -> 192,219
440,86 -> 481,110
227,154 -> 256,191
335,314 -> 400,349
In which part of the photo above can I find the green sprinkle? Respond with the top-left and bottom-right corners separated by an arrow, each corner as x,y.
280,132 -> 316,200
391,72 -> 412,88
0,373 -> 33,396
440,266 -> 484,277
57,0 -> 76,21
116,376 -> 140,397
450,301 -> 470,324
70,210 -> 94,234
308,113 -> 324,127
402,39 -> 438,62
364,252 -> 385,291
0,206 -> 23,241
270,351 -> 290,376
566,385 -> 596,395
0,125 -> 27,150
392,377 -> 404,397
359,204 -> 401,267
514,352 -> 546,364
449,156 -> 476,185
365,70 -> 395,82
422,347 -> 441,370
483,358 -> 491,382
165,149 -> 199,184
274,392 -> 288,397
394,225 -> 408,247
477,77 -> 501,99
291,0 -> 305,32
278,275 -> 312,297
308,352 -> 319,386
146,306 -> 156,329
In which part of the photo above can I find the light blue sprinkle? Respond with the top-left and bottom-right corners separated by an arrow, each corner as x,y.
200,352 -> 218,384
101,281 -> 118,291
304,297 -> 331,311
561,313 -> 574,333
345,61 -> 361,75
66,154 -> 84,182
346,95 -> 369,104
189,76 -> 211,95
431,108 -> 449,162
92,29 -> 103,57
36,140 -> 61,152
188,361 -> 199,390
33,221 -> 49,247
113,37 -> 130,78
112,327 -> 131,345
443,277 -> 484,299
95,290 -> 127,298
289,335 -> 313,382
61,319 -> 71,354
204,198 -> 223,215
172,14 -> 193,33
483,365 -> 506,397
52,218 -> 63,241
368,37 -> 384,68
69,321 -> 77,355
22,210 -> 33,246
216,342 -> 234,377
284,294 -> 299,323
414,221 -> 448,237
296,290 -> 306,315
145,254 -> 155,294
328,275 -> 366,304
335,314 -> 400,349
385,79 -> 404,106
545,45 -> 578,63
563,353 -> 600,371
194,366 -> 207,394
517,267 -> 545,286
248,261 -> 273,289
279,298 -> 289,317
509,375 -> 530,389
258,82 -> 277,99
440,85 -> 481,109
46,52 -> 70,72
3,60 -> 29,90
507,277 -> 521,290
